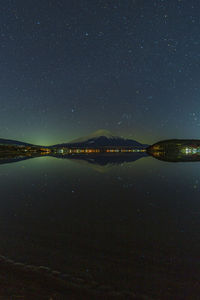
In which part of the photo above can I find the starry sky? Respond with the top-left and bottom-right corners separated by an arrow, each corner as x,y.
1,0 -> 200,146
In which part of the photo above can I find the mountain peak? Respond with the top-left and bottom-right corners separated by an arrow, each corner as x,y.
53,130 -> 148,149
89,129 -> 115,138
69,129 -> 116,143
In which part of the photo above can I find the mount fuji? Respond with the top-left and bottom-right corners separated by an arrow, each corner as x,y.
52,130 -> 149,149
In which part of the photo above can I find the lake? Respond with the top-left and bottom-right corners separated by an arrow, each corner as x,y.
0,153 -> 200,299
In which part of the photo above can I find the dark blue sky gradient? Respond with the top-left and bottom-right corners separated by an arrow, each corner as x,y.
0,0 -> 200,145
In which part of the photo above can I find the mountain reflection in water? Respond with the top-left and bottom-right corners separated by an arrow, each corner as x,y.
0,152 -> 148,166
1,150 -> 200,166
0,151 -> 200,299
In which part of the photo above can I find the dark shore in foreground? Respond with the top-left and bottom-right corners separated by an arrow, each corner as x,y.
0,252 -> 199,300
0,255 -> 137,300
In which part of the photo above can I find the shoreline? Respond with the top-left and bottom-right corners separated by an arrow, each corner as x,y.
0,251 -> 200,300
0,254 -> 137,299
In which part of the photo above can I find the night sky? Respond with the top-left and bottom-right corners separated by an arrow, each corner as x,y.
1,0 -> 200,145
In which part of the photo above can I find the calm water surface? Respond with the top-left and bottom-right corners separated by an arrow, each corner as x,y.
0,154 -> 200,297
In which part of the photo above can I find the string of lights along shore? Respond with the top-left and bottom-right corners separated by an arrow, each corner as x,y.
0,0 -> 199,145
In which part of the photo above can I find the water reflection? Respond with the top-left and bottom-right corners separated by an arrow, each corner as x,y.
0,155 -> 35,165
0,152 -> 200,298
1,149 -> 200,166
53,152 -> 148,165
0,152 -> 148,166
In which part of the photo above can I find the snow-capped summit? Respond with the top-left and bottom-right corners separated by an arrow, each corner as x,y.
69,129 -> 118,143
52,129 -> 148,149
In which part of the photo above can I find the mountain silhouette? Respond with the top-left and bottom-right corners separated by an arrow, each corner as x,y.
0,130 -> 149,149
53,130 -> 148,149
0,138 -> 33,146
